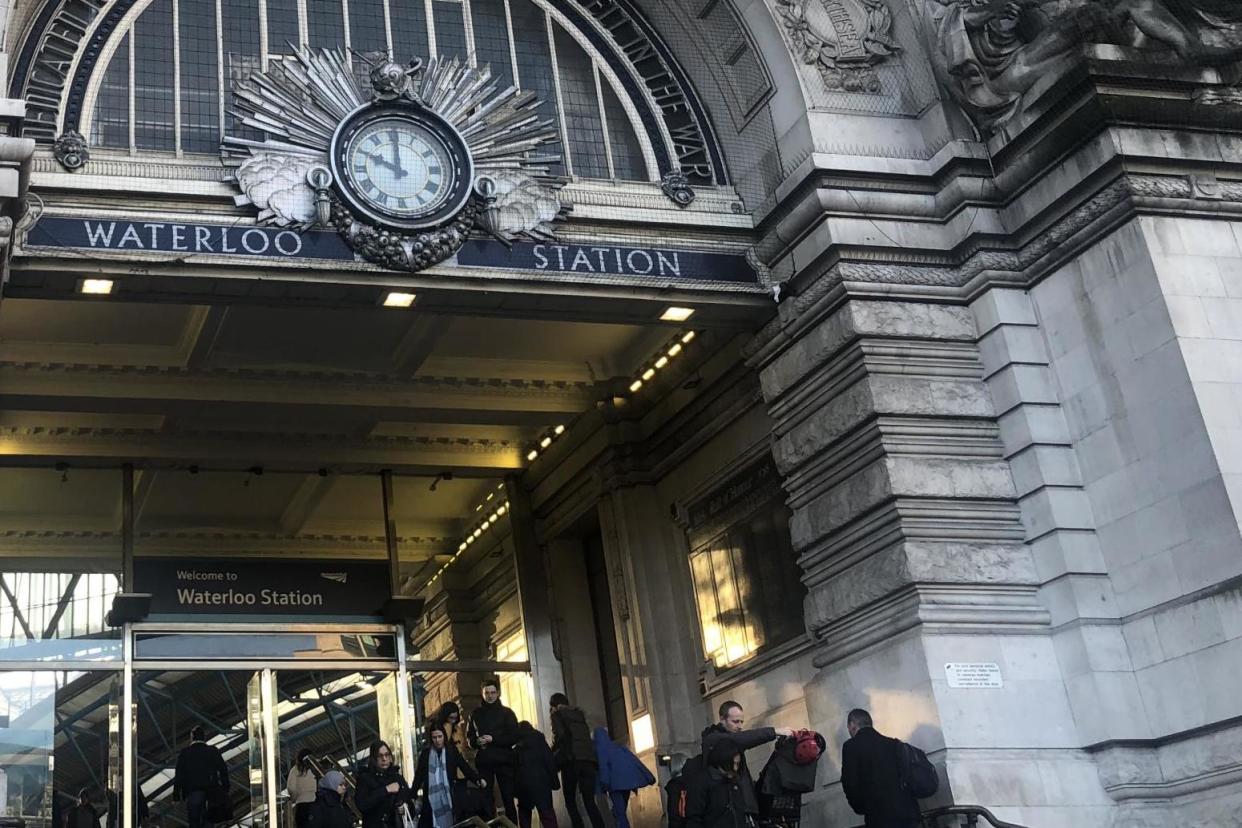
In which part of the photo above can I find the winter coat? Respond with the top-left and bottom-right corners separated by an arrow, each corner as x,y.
66,803 -> 99,828
593,727 -> 655,793
305,788 -> 353,828
700,723 -> 776,815
685,767 -> 747,828
355,764 -> 413,828
758,733 -> 824,795
515,726 -> 559,810
288,766 -> 319,805
467,700 -> 520,767
413,743 -> 480,828
550,706 -> 596,767
840,727 -> 921,827
174,741 -> 229,798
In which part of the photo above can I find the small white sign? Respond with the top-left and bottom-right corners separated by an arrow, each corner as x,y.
945,662 -> 1003,689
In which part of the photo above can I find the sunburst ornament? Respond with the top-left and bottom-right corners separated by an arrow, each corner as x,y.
223,46 -> 569,271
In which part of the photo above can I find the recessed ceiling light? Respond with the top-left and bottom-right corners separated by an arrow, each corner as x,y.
554,424 -> 565,435
382,291 -> 416,308
526,449 -> 539,461
668,343 -> 682,357
654,356 -> 669,369
629,380 -> 643,392
660,306 -> 695,322
79,279 -> 114,295
540,436 -> 552,448
681,331 -> 697,343
642,368 -> 655,381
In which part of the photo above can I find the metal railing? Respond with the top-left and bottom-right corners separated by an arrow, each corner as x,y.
921,806 -> 1029,828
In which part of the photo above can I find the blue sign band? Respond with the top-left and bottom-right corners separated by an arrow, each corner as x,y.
23,217 -> 758,284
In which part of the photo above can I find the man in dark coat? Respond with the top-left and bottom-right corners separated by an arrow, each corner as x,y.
467,678 -> 520,822
173,726 -> 229,828
514,721 -> 559,828
549,692 -> 605,828
700,701 -> 792,818
840,709 -> 922,828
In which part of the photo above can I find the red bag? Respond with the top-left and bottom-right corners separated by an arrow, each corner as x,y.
792,729 -> 823,765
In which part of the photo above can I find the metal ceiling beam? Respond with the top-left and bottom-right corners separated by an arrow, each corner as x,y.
40,572 -> 81,638
0,574 -> 35,641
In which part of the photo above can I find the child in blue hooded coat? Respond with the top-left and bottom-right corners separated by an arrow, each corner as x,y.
593,727 -> 655,828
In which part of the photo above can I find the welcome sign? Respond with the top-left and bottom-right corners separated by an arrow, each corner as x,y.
23,217 -> 759,284
135,557 -> 391,616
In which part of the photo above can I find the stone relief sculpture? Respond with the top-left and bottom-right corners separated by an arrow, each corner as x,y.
920,0 -> 1242,133
775,0 -> 901,92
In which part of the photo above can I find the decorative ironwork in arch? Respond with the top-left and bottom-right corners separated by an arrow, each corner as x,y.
11,0 -> 728,184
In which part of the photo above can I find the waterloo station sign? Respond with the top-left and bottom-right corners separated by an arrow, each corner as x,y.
24,216 -> 759,285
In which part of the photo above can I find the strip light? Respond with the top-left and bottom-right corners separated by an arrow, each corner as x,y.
625,331 -> 697,396
429,481 -> 511,588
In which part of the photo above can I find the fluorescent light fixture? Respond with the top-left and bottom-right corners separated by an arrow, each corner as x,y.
654,356 -> 668,369
660,306 -> 695,322
681,331 -> 697,344
79,278 -> 114,295
382,291 -> 416,308
526,449 -> 539,461
629,380 -> 643,392
632,714 -> 656,754
554,424 -> 566,435
458,542 -> 467,552
642,368 -> 656,381
497,504 -> 507,515
668,343 -> 682,357
488,513 -> 498,524
540,436 -> 552,449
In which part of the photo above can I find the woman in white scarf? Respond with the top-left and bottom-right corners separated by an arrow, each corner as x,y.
415,723 -> 486,828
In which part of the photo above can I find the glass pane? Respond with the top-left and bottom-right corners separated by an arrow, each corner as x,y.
708,545 -> 748,666
134,0 -> 176,151
268,0 -> 301,57
180,0 -> 221,153
471,0 -> 512,89
601,80 -> 646,181
134,633 -> 397,660
223,0 -> 263,140
432,0 -> 466,60
91,34 -> 130,148
307,0 -> 346,48
553,28 -> 607,179
0,469 -> 122,662
507,0 -> 561,175
690,550 -> 722,663
727,529 -> 761,654
0,671 -> 121,827
390,0 -> 429,62
135,670 -> 260,826
276,669 -> 398,827
350,0 -> 389,55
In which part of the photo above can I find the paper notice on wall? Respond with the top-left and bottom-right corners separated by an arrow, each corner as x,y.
944,662 -> 1003,689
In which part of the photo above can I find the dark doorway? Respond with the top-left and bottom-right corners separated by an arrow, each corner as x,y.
583,531 -> 627,745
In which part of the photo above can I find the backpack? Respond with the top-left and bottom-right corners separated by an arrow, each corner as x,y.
791,729 -> 823,765
665,754 -> 705,827
895,740 -> 939,799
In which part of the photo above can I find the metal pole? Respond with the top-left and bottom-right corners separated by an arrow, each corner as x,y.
122,464 -> 135,591
380,470 -> 400,596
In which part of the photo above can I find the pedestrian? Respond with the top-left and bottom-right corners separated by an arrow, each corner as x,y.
592,726 -> 655,828
414,723 -> 485,828
355,740 -> 414,828
173,725 -> 229,828
287,748 -> 319,828
840,709 -> 924,828
549,692 -> 604,828
515,721 -> 559,828
65,789 -> 99,828
467,678 -> 520,823
306,771 -> 352,828
431,701 -> 463,746
700,702 -> 793,821
685,739 -> 747,828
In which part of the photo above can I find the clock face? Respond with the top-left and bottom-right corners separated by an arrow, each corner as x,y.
330,105 -> 473,230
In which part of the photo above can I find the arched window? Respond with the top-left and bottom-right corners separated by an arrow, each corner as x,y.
83,0 -> 655,181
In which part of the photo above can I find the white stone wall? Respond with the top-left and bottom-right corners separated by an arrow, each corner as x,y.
1019,216 -> 1242,817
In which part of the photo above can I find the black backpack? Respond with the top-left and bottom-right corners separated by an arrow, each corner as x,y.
895,741 -> 939,799
665,754 -> 705,827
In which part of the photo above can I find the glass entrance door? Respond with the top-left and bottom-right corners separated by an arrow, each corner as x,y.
127,625 -> 411,828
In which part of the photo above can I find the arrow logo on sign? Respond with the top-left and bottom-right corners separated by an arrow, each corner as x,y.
320,572 -> 348,583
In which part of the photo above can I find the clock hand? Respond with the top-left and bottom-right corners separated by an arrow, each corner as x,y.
370,153 -> 408,179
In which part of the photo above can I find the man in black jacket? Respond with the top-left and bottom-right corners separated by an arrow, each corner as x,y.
840,709 -> 921,828
700,701 -> 793,819
173,726 -> 228,828
467,678 -> 520,822
549,692 -> 605,828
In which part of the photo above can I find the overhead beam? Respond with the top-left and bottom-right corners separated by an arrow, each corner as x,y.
180,306 -> 230,369
0,574 -> 35,640
278,473 -> 338,535
41,572 -> 81,638
389,316 -> 451,377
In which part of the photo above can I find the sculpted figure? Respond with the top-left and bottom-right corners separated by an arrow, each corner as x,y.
924,0 -> 1242,131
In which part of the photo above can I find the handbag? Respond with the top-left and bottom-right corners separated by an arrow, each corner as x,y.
400,804 -> 417,828
205,786 -> 233,822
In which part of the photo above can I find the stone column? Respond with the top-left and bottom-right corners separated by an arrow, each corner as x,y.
596,483 -> 708,827
507,477 -> 565,732
413,569 -> 488,716
748,294 -> 1104,826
